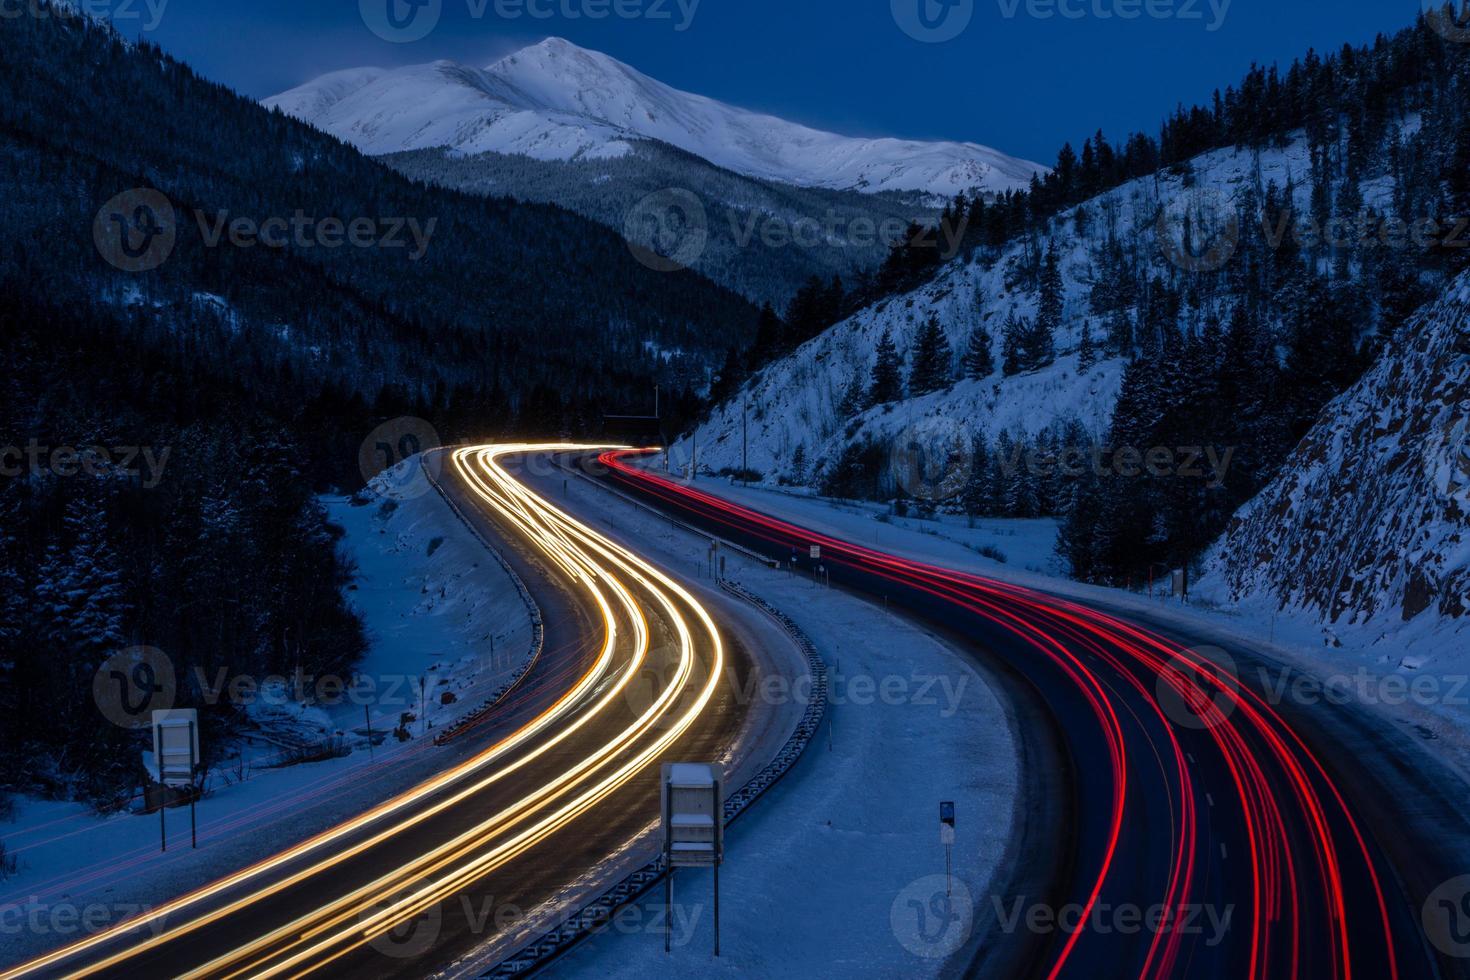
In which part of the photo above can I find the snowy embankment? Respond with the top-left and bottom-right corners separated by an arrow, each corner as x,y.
0,475 -> 531,965
668,473 -> 1470,780
531,468 -> 1019,978
678,123 -> 1406,486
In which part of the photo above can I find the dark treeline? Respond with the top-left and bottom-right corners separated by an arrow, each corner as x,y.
799,13 -> 1470,589
0,5 -> 762,804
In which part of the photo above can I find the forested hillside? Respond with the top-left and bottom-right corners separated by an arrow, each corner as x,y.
688,12 -> 1470,591
0,4 -> 760,805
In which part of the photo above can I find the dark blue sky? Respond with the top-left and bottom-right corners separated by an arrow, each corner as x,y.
129,0 -> 1420,164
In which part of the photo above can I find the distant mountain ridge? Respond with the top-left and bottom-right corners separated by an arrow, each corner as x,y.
264,38 -> 1044,200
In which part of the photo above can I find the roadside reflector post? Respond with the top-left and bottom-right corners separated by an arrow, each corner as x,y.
662,763 -> 724,956
940,802 -> 956,895
152,709 -> 201,853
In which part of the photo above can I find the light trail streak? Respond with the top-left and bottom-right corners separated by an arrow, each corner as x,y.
599,449 -> 1401,980
3,444 -> 726,980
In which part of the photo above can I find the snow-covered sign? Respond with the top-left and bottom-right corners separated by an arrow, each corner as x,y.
662,763 -> 722,868
940,801 -> 956,846
151,709 -> 198,787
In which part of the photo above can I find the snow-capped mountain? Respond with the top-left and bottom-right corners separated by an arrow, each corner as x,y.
1202,273 -> 1470,633
263,38 -> 1043,199
674,128 -> 1349,482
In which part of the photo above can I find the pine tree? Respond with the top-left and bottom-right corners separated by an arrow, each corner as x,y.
1034,245 -> 1064,368
868,331 -> 904,406
961,325 -> 996,380
961,432 -> 993,520
1078,321 -> 1097,373
908,316 -> 953,396
1002,314 -> 1030,376
790,444 -> 808,485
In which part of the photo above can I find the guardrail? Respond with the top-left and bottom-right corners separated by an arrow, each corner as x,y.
552,455 -> 780,569
426,456 -> 546,747
478,576 -> 828,978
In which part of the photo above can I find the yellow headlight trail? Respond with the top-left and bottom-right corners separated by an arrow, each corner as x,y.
232,447 -> 728,978
2,445 -> 725,980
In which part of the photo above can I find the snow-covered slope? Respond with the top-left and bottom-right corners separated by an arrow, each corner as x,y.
1202,273 -> 1470,632
264,38 -> 1042,198
679,130 -> 1348,484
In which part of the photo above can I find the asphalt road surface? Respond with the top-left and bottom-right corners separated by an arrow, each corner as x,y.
591,449 -> 1470,980
2,446 -> 760,980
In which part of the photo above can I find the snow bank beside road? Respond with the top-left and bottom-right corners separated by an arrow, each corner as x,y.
536,467 -> 1019,978
0,480 -> 532,967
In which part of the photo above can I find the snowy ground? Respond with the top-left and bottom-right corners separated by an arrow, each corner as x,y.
0,479 -> 532,965
665,473 -> 1470,779
531,465 -> 1020,978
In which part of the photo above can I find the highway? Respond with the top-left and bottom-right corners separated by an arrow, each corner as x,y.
1,445 -> 762,979
590,448 -> 1468,980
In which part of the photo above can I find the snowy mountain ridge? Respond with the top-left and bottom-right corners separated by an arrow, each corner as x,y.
677,127 -> 1361,484
263,38 -> 1044,199
1201,272 -> 1470,638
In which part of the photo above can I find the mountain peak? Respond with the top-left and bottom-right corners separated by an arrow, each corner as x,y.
265,44 -> 1044,197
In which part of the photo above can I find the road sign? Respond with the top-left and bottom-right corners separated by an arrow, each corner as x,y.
152,709 -> 200,851
662,763 -> 723,954
152,709 -> 198,787
940,801 -> 956,845
810,545 -> 821,561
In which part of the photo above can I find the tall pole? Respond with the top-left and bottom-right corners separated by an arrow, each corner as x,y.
714,862 -> 720,956
189,719 -> 197,850
741,399 -> 748,486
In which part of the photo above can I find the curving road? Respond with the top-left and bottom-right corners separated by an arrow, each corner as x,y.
591,449 -> 1469,980
1,445 -> 761,980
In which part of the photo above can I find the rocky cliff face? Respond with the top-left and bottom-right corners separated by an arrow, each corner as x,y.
1206,272 -> 1470,627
